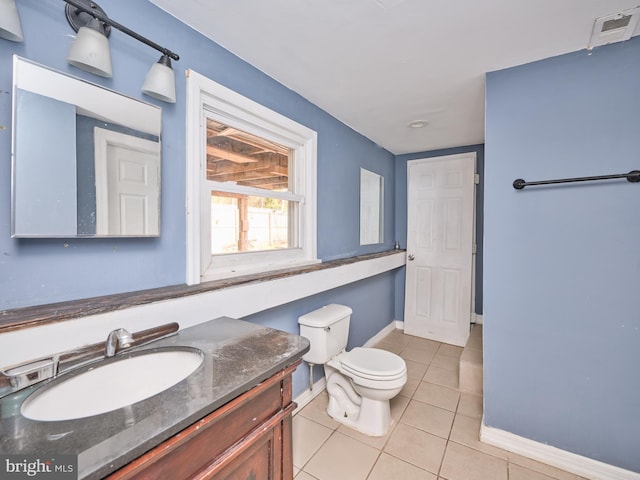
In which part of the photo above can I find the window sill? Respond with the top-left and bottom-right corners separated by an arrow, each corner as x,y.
201,258 -> 321,283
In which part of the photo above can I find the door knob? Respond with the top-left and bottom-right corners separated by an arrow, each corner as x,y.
407,254 -> 415,261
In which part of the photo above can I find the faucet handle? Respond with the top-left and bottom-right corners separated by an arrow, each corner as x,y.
105,328 -> 134,357
117,328 -> 134,347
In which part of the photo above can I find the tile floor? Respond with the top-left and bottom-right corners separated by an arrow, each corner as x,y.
292,329 -> 586,480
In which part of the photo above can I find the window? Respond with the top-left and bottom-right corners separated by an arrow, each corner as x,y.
186,71 -> 317,284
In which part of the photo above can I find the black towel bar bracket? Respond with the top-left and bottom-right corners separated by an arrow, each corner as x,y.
513,170 -> 640,190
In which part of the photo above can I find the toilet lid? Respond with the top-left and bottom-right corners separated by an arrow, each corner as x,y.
341,347 -> 406,380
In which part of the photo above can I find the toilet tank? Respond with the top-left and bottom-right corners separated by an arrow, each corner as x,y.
298,304 -> 352,364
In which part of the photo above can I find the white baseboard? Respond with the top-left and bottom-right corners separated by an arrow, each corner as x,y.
363,320 -> 403,347
473,313 -> 483,325
480,421 -> 640,480
293,377 -> 327,414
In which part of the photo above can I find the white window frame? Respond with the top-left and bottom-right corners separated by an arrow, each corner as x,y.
185,70 -> 318,285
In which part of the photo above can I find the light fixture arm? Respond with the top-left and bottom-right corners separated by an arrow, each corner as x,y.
63,0 -> 179,61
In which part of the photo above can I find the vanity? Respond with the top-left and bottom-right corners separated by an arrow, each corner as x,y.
0,317 -> 309,479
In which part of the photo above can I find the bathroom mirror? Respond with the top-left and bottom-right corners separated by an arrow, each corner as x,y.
360,168 -> 384,245
11,56 -> 162,238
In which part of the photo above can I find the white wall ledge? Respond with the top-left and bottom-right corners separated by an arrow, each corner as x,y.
0,251 -> 406,367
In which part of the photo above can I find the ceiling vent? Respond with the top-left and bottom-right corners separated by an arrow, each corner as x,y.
588,7 -> 640,49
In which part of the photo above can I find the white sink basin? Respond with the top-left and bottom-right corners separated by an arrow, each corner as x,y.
21,348 -> 204,421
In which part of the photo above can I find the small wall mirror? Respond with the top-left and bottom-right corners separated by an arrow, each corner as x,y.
11,56 -> 162,238
360,168 -> 384,245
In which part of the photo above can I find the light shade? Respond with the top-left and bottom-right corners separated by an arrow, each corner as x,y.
142,55 -> 176,103
0,0 -> 24,42
67,18 -> 112,78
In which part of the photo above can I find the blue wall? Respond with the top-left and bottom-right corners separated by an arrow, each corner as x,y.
0,0 -> 395,310
393,145 -> 485,321
484,38 -> 640,472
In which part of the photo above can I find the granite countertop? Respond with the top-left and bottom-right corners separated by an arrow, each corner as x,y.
0,317 -> 310,479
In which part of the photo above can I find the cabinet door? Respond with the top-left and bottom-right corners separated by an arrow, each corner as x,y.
108,364 -> 298,480
194,405 -> 294,480
200,422 -> 280,480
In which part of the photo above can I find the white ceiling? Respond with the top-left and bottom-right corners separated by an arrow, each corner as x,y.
150,0 -> 640,154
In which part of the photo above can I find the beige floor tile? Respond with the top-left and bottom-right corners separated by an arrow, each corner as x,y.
292,415 -> 333,469
368,453 -> 437,480
430,352 -> 460,372
295,470 -> 319,480
304,431 -> 379,480
449,414 -> 508,460
465,335 -> 482,351
374,341 -> 403,355
405,358 -> 430,380
458,361 -> 483,395
456,393 -> 483,419
377,331 -> 412,349
460,347 -> 482,365
298,392 -> 341,430
509,463 -> 560,480
424,365 -> 459,389
401,345 -> 438,364
391,393 -> 411,419
405,336 -> 442,352
507,453 -> 588,480
337,422 -> 391,450
399,375 -> 421,398
437,344 -> 463,358
401,399 -> 455,439
440,442 -> 507,480
413,381 -> 460,412
384,423 -> 447,474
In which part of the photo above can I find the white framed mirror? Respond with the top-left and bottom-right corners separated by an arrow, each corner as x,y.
11,56 -> 162,238
360,168 -> 384,245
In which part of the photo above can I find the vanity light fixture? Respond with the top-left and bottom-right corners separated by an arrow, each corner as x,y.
0,0 -> 24,42
66,13 -> 112,77
63,0 -> 179,103
142,54 -> 176,103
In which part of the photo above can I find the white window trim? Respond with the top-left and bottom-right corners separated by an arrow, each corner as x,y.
185,70 -> 318,285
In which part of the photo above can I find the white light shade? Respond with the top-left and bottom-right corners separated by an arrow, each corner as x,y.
142,56 -> 176,103
0,0 -> 23,42
67,22 -> 112,78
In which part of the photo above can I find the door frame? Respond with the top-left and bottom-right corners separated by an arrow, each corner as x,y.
404,152 -> 478,344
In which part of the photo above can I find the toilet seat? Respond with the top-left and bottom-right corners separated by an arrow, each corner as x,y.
341,347 -> 406,381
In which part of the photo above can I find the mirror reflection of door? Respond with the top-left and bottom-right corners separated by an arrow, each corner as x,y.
94,128 -> 160,236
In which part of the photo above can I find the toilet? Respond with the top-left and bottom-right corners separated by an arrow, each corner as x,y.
298,304 -> 407,437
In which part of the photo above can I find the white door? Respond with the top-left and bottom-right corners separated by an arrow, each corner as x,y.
94,128 -> 160,236
404,153 -> 476,347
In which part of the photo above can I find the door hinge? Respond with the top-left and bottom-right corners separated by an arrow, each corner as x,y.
474,174 -> 480,185
472,243 -> 477,254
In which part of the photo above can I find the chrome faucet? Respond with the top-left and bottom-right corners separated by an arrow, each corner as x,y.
105,328 -> 134,357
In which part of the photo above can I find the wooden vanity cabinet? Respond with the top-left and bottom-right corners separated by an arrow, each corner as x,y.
107,361 -> 300,480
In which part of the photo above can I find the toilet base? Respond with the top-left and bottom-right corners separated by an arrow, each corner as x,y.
325,368 -> 394,437
327,395 -> 393,437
